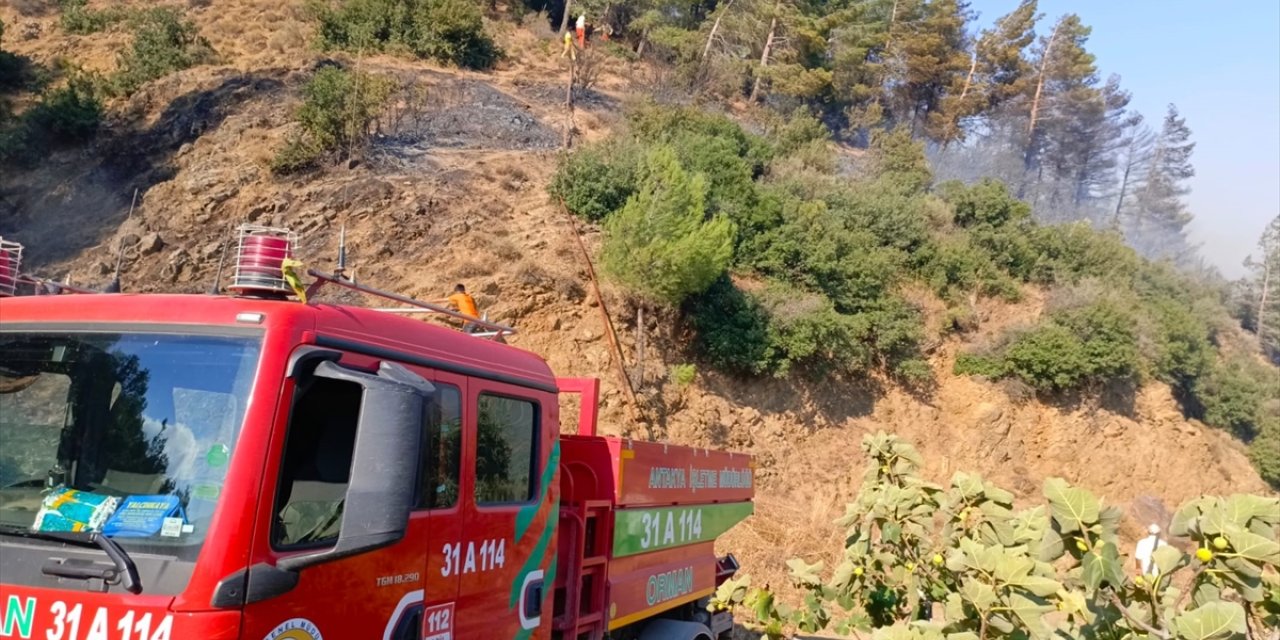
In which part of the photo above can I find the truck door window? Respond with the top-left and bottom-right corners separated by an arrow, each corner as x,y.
273,377 -> 362,547
420,383 -> 461,509
475,395 -> 537,504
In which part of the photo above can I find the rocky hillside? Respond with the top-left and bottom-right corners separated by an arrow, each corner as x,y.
1,0 -> 1272,597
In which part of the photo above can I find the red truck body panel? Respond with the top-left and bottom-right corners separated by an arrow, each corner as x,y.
0,293 -> 752,640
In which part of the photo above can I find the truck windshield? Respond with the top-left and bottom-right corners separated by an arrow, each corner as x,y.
0,331 -> 260,561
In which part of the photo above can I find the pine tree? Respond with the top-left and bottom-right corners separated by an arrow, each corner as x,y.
631,0 -> 716,59
1127,104 -> 1195,259
602,145 -> 735,384
974,0 -> 1038,111
601,145 -> 736,307
707,0 -> 818,103
1023,14 -> 1097,177
824,0 -> 897,130
880,0 -> 967,135
1040,74 -> 1132,217
1111,113 -> 1154,228
927,0 -> 1034,146
893,0 -> 972,141
748,0 -> 783,102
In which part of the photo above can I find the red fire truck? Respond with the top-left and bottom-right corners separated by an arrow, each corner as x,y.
0,230 -> 754,640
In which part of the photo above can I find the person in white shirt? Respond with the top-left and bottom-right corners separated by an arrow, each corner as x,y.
1133,523 -> 1167,575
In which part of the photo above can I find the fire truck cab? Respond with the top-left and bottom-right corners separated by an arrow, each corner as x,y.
0,234 -> 753,640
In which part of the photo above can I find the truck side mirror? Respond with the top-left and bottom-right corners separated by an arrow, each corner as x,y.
277,360 -> 432,572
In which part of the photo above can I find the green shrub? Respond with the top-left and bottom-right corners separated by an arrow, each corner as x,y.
1192,357 -> 1269,441
1,18 -> 28,91
297,66 -> 393,152
625,103 -> 773,173
1053,302 -> 1142,378
1,70 -> 102,165
954,351 -> 1005,378
1145,298 -> 1213,390
59,0 -> 130,35
750,286 -> 871,378
272,66 -> 394,174
600,145 -> 734,306
1027,223 -> 1139,285
869,127 -> 931,195
921,233 -> 1019,301
310,0 -> 501,70
959,302 -> 1141,393
0,125 -> 28,163
409,0 -> 500,68
764,110 -> 830,158
748,181 -> 928,302
667,131 -> 760,219
828,182 -> 932,256
1249,418 -> 1280,490
688,278 -> 925,380
109,8 -> 212,96
24,75 -> 102,143
668,363 -> 696,388
968,223 -> 1038,282
687,277 -> 773,376
600,41 -> 639,63
548,142 -> 638,221
750,203 -> 904,314
937,178 -> 1031,228
1000,324 -> 1094,392
269,133 -> 325,174
892,358 -> 933,389
942,305 -> 979,334
622,104 -> 772,243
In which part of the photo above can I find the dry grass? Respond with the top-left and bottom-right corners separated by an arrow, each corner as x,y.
513,260 -> 553,289
489,240 -> 522,262
449,260 -> 491,279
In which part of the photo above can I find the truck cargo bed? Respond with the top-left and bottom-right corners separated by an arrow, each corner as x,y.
552,379 -> 754,639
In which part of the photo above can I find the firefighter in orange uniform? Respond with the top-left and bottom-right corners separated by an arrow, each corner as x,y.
436,283 -> 481,333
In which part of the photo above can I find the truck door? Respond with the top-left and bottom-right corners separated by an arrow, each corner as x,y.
452,380 -> 557,639
237,350 -> 458,640
413,371 -> 466,640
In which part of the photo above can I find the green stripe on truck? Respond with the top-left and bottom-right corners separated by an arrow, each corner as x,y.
612,501 -> 754,558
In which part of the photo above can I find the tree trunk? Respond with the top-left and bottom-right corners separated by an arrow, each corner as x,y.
561,201 -> 645,423
886,0 -> 900,50
941,51 -> 979,147
636,28 -> 649,56
1072,150 -> 1092,207
1112,156 -> 1134,228
1026,19 -> 1061,139
748,2 -> 780,103
636,304 -> 646,386
563,58 -> 575,148
958,50 -> 977,101
559,0 -> 573,33
1259,258 -> 1272,344
701,0 -> 736,62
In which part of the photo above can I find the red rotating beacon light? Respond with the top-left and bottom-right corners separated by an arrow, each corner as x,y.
0,238 -> 23,298
228,225 -> 297,298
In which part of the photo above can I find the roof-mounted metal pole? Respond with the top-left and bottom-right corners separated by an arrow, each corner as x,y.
305,269 -> 517,339
17,275 -> 102,295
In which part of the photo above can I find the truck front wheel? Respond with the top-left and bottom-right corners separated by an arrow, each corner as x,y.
637,619 -> 715,640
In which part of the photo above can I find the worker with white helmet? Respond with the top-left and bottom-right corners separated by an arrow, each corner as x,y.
1133,523 -> 1167,575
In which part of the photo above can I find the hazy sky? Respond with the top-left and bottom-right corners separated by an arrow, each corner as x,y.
966,0 -> 1280,278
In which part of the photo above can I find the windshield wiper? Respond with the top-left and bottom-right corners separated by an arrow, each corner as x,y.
0,526 -> 142,594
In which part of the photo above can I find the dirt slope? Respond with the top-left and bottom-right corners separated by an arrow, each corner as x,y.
1,0 -> 1270,601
